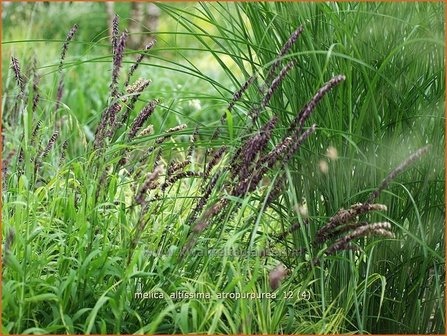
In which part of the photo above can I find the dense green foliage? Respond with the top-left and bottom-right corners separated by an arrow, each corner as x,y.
2,2 -> 445,334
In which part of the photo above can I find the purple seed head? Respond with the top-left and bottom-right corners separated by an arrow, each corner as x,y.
315,203 -> 388,244
228,74 -> 256,112
265,25 -> 303,85
366,145 -> 431,204
112,14 -> 119,54
59,24 -> 78,71
161,171 -> 203,192
262,60 -> 295,109
111,30 -> 128,98
60,140 -> 69,161
167,159 -> 191,177
128,99 -> 159,139
32,92 -> 40,114
204,146 -> 226,179
121,78 -> 152,125
125,39 -> 157,87
155,124 -> 187,145
325,222 -> 394,256
11,56 -> 25,93
288,75 -> 346,135
135,165 -> 164,205
31,120 -> 42,144
55,77 -> 65,111
188,172 -> 221,226
41,131 -> 59,158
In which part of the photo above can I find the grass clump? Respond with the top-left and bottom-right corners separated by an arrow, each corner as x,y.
2,2 -> 445,334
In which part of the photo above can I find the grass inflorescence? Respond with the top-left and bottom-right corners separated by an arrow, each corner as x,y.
2,2 -> 444,334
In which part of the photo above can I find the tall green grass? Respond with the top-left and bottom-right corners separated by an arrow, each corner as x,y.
2,2 -> 445,334
163,2 -> 445,333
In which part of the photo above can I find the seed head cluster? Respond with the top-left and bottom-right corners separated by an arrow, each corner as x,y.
5,18 -> 429,281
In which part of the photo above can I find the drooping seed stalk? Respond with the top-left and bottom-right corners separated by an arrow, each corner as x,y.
261,61 -> 295,109
188,172 -> 221,226
187,126 -> 199,160
160,171 -> 203,192
324,222 -> 394,256
265,25 -> 304,86
315,203 -> 387,244
234,116 -> 277,181
287,75 -> 346,136
138,124 -> 154,137
167,159 -> 191,177
30,120 -> 43,145
55,76 -> 64,112
60,140 -> 69,162
250,61 -> 295,125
